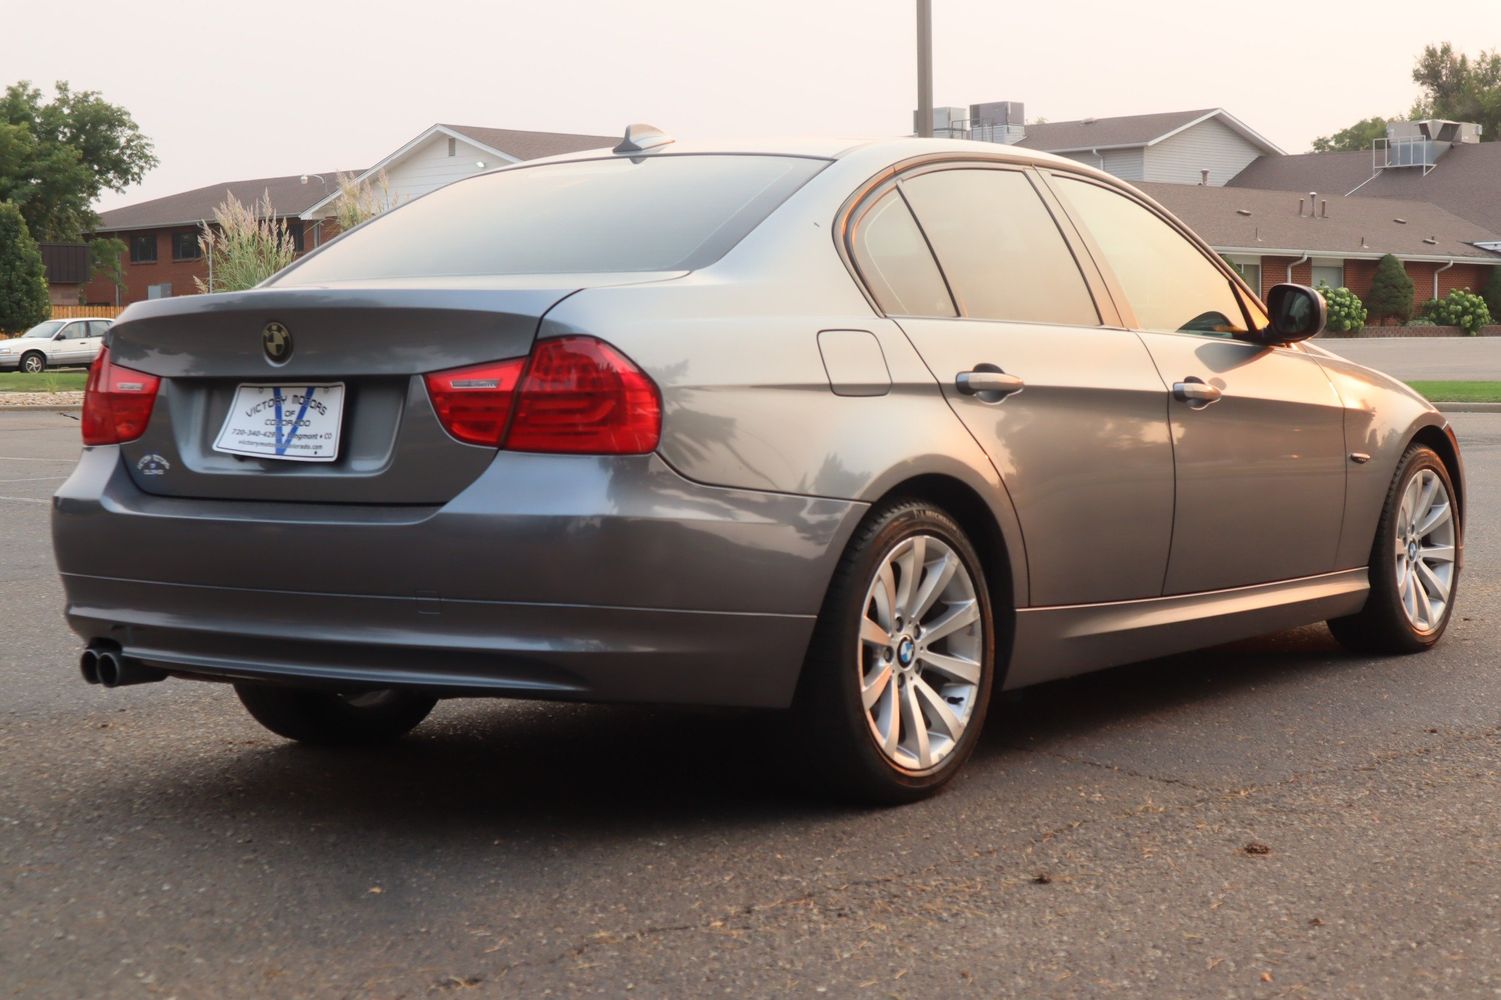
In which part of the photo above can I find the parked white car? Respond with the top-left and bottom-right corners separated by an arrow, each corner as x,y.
0,319 -> 112,373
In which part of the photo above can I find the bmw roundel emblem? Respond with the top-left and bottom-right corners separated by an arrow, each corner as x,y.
262,322 -> 292,365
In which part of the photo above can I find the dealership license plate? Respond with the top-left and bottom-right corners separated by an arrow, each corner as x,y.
213,383 -> 346,462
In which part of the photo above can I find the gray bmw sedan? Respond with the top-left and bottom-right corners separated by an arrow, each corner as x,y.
53,128 -> 1464,802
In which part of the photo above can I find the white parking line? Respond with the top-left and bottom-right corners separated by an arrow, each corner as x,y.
0,496 -> 47,505
0,477 -> 65,484
0,456 -> 77,462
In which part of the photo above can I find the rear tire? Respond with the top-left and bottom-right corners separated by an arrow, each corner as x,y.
235,683 -> 437,745
19,352 -> 44,374
1327,444 -> 1459,655
797,499 -> 995,805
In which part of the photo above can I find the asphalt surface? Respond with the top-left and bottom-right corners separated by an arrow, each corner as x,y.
2,408 -> 1498,998
1317,336 -> 1501,380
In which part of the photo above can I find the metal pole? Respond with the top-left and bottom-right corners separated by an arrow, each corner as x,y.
916,0 -> 933,137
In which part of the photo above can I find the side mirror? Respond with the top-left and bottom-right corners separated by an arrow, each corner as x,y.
1260,283 -> 1326,344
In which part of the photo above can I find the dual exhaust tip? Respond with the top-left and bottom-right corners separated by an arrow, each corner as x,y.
79,642 -> 166,688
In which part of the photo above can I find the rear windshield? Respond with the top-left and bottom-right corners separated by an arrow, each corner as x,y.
274,154 -> 828,283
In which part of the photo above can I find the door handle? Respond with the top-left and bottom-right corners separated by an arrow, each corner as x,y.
1172,377 -> 1222,406
956,369 -> 1025,398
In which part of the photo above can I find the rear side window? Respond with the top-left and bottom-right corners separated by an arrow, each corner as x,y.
1054,177 -> 1259,337
275,154 -> 828,282
900,168 -> 1099,326
848,191 -> 956,317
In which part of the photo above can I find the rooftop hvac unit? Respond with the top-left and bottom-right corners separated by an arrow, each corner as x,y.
968,101 -> 1024,127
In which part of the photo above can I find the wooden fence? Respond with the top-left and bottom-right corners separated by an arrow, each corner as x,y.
50,305 -> 123,320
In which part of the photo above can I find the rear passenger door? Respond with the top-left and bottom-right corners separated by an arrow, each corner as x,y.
850,164 -> 1175,606
76,321 -> 109,365
52,322 -> 89,365
1045,173 -> 1347,594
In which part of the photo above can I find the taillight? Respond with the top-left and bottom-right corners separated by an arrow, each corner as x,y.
424,336 -> 661,455
507,337 -> 661,454
81,347 -> 161,446
423,358 -> 526,446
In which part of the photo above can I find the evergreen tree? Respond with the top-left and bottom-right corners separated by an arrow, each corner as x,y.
1364,254 -> 1416,324
0,202 -> 49,334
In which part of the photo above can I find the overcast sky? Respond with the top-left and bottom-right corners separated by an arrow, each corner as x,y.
9,0 -> 1499,212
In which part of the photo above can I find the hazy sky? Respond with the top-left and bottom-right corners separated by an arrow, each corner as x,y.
8,0 -> 1499,212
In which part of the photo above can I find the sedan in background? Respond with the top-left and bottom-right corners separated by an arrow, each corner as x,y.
52,129 -> 1464,802
1,318 -> 112,373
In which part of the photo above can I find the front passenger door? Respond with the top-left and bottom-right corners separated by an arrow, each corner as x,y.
1047,174 -> 1347,595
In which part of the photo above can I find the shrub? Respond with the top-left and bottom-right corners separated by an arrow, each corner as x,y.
0,203 -> 50,334
1364,254 -> 1415,324
1424,287 -> 1493,335
1316,282 -> 1367,332
1482,267 -> 1501,323
194,192 -> 299,293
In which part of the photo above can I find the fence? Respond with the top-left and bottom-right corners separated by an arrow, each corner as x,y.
50,305 -> 123,320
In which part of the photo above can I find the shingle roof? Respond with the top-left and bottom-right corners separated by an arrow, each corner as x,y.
1227,142 -> 1501,234
1138,181 -> 1501,261
1016,109 -> 1218,152
441,124 -> 617,160
94,172 -> 351,232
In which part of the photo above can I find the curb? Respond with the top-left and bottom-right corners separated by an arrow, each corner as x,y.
1433,402 -> 1501,413
0,404 -> 82,413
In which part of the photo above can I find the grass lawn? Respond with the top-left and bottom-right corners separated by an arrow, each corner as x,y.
1406,380 -> 1501,403
0,371 -> 88,393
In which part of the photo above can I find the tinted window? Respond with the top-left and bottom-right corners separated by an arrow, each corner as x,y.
87,321 -> 112,337
172,232 -> 201,260
129,234 -> 156,263
901,169 -> 1098,326
849,191 -> 955,317
275,155 -> 828,283
1056,177 -> 1260,337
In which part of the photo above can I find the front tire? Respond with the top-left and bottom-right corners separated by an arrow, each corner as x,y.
1328,444 -> 1460,654
798,499 -> 995,805
19,352 -> 44,374
235,683 -> 437,745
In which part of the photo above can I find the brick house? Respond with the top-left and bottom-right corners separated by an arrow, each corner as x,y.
1140,183 -> 1501,310
86,124 -> 616,307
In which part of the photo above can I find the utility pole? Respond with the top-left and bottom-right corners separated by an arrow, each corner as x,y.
916,0 -> 933,137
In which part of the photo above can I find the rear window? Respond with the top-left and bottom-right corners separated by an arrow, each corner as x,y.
275,154 -> 828,283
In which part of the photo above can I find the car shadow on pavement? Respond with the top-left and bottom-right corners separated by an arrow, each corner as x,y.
82,622 -> 1381,846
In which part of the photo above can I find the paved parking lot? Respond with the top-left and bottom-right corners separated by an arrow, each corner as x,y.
2,408 -> 1498,998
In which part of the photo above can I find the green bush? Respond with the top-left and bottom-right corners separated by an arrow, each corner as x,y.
1364,254 -> 1415,324
0,203 -> 50,335
1482,267 -> 1501,323
1316,282 -> 1368,332
1424,288 -> 1492,335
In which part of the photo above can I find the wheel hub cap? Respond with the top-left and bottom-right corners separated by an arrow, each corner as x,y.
1394,467 -> 1457,634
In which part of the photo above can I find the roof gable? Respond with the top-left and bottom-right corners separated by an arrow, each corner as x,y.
1017,108 -> 1282,156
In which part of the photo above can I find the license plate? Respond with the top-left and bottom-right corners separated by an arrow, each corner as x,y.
213,383 -> 346,462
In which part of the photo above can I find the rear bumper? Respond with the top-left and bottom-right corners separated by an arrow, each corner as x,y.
53,448 -> 864,708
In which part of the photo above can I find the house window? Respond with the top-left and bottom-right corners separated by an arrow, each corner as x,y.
129,234 -> 157,263
1224,259 -> 1261,296
1311,262 -> 1344,290
172,232 -> 201,260
447,137 -> 457,157
146,282 -> 172,299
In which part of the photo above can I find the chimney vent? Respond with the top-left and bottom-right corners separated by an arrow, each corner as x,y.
1236,208 -> 1252,216
1298,198 -> 1305,217
1200,169 -> 1210,185
1320,199 -> 1328,218
1423,237 -> 1438,245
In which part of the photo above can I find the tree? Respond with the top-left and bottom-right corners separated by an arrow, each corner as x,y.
88,237 -> 127,304
195,192 -> 298,293
1481,267 -> 1501,323
0,203 -> 50,334
1410,43 -> 1501,139
1310,117 -> 1390,153
0,81 -> 157,241
1364,254 -> 1415,324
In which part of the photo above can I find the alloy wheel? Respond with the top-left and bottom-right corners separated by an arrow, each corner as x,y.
1395,467 -> 1456,633
857,533 -> 984,772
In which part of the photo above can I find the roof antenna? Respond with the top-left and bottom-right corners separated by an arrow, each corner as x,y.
614,124 -> 674,154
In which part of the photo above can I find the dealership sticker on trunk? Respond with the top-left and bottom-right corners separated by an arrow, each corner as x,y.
213,383 -> 346,462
